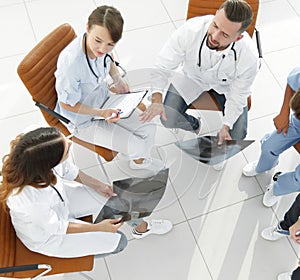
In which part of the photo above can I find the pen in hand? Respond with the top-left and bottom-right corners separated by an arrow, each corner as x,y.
105,111 -> 122,121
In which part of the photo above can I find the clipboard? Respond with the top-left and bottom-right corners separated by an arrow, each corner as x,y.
94,168 -> 169,223
92,90 -> 148,120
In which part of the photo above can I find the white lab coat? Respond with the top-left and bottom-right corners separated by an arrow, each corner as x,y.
152,15 -> 260,128
54,34 -> 156,160
6,158 -> 121,258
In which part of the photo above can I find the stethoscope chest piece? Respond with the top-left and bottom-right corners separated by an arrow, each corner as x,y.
97,77 -> 103,84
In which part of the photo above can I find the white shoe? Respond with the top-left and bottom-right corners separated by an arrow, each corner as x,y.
277,271 -> 292,280
212,161 -> 226,171
261,224 -> 289,241
132,219 -> 173,239
263,182 -> 281,207
242,160 -> 259,176
130,158 -> 164,172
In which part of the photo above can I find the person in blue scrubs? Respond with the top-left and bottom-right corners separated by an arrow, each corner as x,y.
243,67 -> 300,207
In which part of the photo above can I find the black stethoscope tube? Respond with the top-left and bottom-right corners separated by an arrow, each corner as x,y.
197,32 -> 237,67
83,33 -> 123,82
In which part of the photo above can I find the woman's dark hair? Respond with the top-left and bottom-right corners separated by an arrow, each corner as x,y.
290,88 -> 300,120
0,127 -> 64,205
219,0 -> 253,33
88,5 -> 124,43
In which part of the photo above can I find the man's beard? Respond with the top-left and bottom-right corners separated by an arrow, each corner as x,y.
206,34 -> 229,51
206,34 -> 219,50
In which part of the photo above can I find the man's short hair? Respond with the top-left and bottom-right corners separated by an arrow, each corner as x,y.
219,0 -> 253,33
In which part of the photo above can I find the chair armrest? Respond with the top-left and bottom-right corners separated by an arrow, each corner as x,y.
255,29 -> 263,58
0,264 -> 52,280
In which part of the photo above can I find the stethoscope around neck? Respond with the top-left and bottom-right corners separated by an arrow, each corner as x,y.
83,33 -> 126,84
197,33 -> 237,80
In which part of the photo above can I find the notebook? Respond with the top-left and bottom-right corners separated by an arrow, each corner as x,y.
92,90 -> 148,120
175,135 -> 254,165
94,168 -> 169,223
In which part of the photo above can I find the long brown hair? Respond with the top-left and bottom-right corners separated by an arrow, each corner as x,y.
0,127 -> 64,206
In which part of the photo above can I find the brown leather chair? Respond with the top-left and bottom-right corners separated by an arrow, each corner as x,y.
187,0 -> 261,111
17,23 -> 117,162
0,202 -> 93,279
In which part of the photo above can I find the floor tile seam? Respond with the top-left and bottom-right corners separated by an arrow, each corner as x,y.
0,2 -> 24,9
166,168 -> 264,224
248,112 -> 277,123
0,52 -> 28,60
286,235 -> 300,259
286,0 -> 300,17
262,56 -> 285,91
123,21 -> 176,34
165,174 -> 194,226
0,109 -> 37,121
256,175 -> 270,193
262,43 -> 300,56
23,0 -> 38,43
165,168 -> 202,207
185,218 -> 213,280
185,194 -> 264,222
260,0 -> 300,19
159,0 -> 185,30
23,0 -> 41,3
125,219 -> 214,279
123,200 -> 290,251
103,258 -> 112,280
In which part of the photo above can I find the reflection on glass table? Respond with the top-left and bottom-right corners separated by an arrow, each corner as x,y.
175,135 -> 254,165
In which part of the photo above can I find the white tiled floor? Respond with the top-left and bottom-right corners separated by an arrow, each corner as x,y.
1,0 -> 300,279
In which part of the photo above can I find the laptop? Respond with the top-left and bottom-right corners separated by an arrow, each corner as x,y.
175,135 -> 254,165
92,89 -> 148,120
94,168 -> 169,223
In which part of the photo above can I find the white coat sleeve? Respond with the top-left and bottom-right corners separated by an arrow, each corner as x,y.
9,201 -> 69,247
223,45 -> 260,128
55,50 -> 83,107
151,23 -> 189,93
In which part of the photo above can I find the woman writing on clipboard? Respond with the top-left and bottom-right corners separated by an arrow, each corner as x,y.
54,5 -> 163,173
